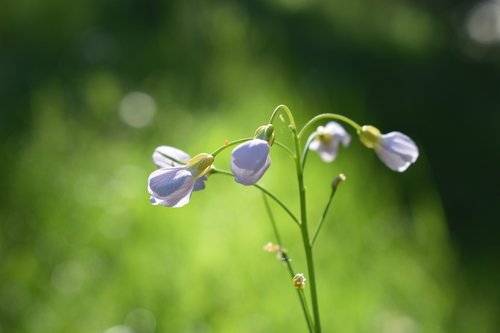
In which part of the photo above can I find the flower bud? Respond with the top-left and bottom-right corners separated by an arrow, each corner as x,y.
293,273 -> 306,289
186,153 -> 214,178
332,173 -> 347,189
254,124 -> 275,146
358,125 -> 381,149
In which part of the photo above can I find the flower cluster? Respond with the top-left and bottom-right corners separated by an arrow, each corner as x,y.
147,118 -> 419,207
146,106 -> 420,333
148,124 -> 275,207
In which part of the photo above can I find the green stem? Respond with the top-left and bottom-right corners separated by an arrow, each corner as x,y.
269,104 -> 297,130
211,168 -> 300,226
301,135 -> 315,171
262,194 -> 315,333
211,137 -> 254,157
262,193 -> 283,246
310,174 -> 345,246
292,128 -> 322,332
298,113 -> 361,139
271,105 -> 324,332
274,140 -> 296,160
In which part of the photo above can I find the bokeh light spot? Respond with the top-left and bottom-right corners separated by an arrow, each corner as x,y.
466,0 -> 500,44
103,325 -> 134,333
50,260 -> 86,294
119,92 -> 156,128
124,308 -> 157,333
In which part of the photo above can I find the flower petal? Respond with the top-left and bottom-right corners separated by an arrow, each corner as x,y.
376,132 -> 419,172
325,122 -> 350,144
152,146 -> 190,168
308,122 -> 351,163
148,167 -> 195,207
231,139 -> 271,186
193,175 -> 207,191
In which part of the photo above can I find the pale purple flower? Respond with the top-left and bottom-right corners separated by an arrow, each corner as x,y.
358,126 -> 418,172
375,132 -> 419,172
148,153 -> 213,208
152,146 -> 207,192
231,139 -> 271,186
153,146 -> 191,168
148,166 -> 198,208
308,122 -> 351,162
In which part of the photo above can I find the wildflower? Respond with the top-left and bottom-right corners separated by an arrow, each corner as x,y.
152,146 -> 207,191
148,153 -> 214,207
152,146 -> 191,168
263,242 -> 281,253
293,274 -> 306,289
308,122 -> 351,162
264,242 -> 289,262
231,124 -> 274,186
358,126 -> 419,172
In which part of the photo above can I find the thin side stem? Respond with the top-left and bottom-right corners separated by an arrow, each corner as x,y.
274,140 -> 296,160
310,174 -> 345,246
211,137 -> 253,157
301,134 -> 315,171
211,168 -> 300,226
262,194 -> 315,333
262,193 -> 283,246
269,104 -> 297,130
298,114 -> 361,139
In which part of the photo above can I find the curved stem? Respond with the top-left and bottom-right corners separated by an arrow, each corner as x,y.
274,140 -> 296,160
269,104 -> 297,130
211,168 -> 300,226
211,137 -> 253,157
298,114 -> 361,139
301,134 -> 315,171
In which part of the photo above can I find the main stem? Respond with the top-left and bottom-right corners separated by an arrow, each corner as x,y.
293,131 -> 322,332
270,104 -> 321,331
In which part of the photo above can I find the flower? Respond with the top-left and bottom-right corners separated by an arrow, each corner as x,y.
152,146 -> 208,192
358,125 -> 419,172
148,153 -> 214,207
231,139 -> 271,186
231,124 -> 274,186
308,122 -> 351,162
293,273 -> 306,289
152,146 -> 191,168
263,242 -> 288,262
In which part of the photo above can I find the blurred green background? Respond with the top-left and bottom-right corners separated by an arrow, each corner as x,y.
1,0 -> 498,332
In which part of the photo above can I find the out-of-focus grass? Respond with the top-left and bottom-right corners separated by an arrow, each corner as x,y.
1,78 -> 464,332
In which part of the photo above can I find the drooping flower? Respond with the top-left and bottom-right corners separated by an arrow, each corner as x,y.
148,153 -> 214,207
358,125 -> 419,172
308,122 -> 351,162
152,146 -> 207,191
231,139 -> 271,185
231,124 -> 274,186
